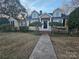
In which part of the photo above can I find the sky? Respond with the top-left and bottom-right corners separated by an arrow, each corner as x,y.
20,0 -> 71,13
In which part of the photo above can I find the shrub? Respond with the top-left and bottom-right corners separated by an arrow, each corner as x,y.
49,22 -> 63,26
20,26 -> 29,32
1,25 -> 9,32
68,7 -> 79,31
29,21 -> 42,31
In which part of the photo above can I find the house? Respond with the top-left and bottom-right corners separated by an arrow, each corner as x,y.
0,0 -> 69,32
28,8 -> 68,32
0,8 -> 68,32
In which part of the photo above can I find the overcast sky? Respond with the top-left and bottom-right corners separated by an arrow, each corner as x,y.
20,0 -> 71,13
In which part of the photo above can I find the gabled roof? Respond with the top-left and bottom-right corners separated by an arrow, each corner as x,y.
53,8 -> 63,15
31,10 -> 39,15
39,13 -> 52,18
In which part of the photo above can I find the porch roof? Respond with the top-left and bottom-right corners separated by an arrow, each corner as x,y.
39,13 -> 52,19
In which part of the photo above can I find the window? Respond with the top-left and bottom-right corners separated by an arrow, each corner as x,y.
32,12 -> 38,18
11,21 -> 14,26
57,12 -> 61,17
59,19 -> 63,23
33,13 -> 36,17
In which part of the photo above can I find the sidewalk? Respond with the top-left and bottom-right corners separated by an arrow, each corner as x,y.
29,34 -> 57,59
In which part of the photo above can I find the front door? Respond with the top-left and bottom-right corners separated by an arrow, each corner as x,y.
43,21 -> 47,29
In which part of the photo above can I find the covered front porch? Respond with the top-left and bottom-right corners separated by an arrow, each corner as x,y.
39,13 -> 52,31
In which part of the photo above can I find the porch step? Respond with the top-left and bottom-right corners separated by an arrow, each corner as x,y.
40,31 -> 51,35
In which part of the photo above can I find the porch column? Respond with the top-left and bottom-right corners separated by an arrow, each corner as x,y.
50,17 -> 52,22
49,17 -> 52,31
65,19 -> 68,32
40,18 -> 41,22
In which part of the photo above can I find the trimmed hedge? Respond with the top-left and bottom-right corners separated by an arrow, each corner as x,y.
49,22 -> 63,26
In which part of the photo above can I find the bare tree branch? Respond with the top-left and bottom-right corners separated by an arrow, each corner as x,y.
0,0 -> 27,20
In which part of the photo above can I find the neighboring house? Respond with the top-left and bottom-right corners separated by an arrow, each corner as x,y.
28,8 -> 68,31
9,17 -> 19,29
0,12 -> 28,30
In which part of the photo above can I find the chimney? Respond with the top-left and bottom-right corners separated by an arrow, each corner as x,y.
40,10 -> 42,15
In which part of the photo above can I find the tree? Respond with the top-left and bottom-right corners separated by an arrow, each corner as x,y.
72,0 -> 79,6
0,0 -> 27,20
68,7 -> 79,33
29,21 -> 42,31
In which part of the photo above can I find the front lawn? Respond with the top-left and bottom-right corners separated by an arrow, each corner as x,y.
51,37 -> 79,59
0,33 -> 39,59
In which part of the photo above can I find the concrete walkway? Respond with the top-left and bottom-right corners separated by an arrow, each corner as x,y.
29,34 -> 57,59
